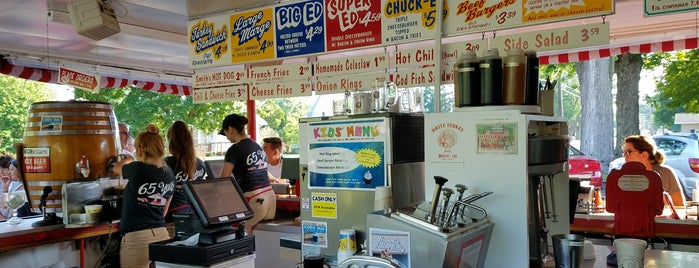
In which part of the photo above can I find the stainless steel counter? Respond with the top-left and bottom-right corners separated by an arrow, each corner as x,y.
544,244 -> 699,267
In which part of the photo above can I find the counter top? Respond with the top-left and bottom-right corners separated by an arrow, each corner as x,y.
0,217 -> 118,253
543,244 -> 699,267
571,207 -> 699,240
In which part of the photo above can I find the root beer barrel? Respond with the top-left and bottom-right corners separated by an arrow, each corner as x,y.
22,101 -> 120,210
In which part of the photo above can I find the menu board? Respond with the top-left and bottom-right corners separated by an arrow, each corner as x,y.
324,0 -> 383,51
231,8 -> 276,63
644,0 -> 699,17
381,0 -> 438,44
443,0 -> 614,36
188,14 -> 231,69
274,0 -> 326,58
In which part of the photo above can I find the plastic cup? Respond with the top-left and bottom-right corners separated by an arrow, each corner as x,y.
614,238 -> 647,268
552,234 -> 585,268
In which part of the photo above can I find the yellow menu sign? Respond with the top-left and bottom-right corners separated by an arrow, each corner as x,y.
231,8 -> 276,63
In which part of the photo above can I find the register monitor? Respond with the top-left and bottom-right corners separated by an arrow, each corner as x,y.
204,159 -> 225,179
280,154 -> 300,184
179,177 -> 254,244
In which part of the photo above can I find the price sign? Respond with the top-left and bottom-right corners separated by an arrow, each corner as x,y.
491,22 -> 610,53
393,46 -> 436,68
248,79 -> 312,100
193,69 -> 247,88
645,0 -> 699,17
441,64 -> 455,84
192,85 -> 248,103
248,62 -> 311,83
392,68 -> 437,88
442,40 -> 489,64
315,52 -> 389,77
315,73 -> 389,95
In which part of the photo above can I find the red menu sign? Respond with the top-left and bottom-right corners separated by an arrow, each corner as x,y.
325,0 -> 382,51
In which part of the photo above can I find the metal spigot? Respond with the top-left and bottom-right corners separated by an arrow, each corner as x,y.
427,176 -> 448,224
455,184 -> 467,201
440,187 -> 454,226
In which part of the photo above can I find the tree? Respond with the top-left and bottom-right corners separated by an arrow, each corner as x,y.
75,86 -> 242,137
646,50 -> 699,129
0,75 -> 54,153
614,53 -> 643,156
540,63 -> 581,138
576,58 -> 615,170
257,97 -> 311,153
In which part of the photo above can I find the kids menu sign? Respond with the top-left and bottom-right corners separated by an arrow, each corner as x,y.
189,0 -> 614,69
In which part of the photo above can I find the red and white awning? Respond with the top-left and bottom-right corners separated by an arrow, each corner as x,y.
540,38 -> 699,65
0,60 -> 192,96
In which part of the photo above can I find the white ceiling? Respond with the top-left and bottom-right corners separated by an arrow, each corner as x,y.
0,0 -> 697,86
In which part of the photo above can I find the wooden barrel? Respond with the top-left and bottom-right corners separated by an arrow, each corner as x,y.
22,101 -> 120,210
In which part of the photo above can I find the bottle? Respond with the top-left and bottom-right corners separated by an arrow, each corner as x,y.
453,51 -> 481,107
524,50 -> 540,105
502,48 -> 527,105
594,187 -> 603,209
479,49 -> 503,105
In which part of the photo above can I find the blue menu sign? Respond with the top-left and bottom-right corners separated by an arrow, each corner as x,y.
274,0 -> 326,58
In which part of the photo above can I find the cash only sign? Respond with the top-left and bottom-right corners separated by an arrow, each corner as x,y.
189,0 -> 614,104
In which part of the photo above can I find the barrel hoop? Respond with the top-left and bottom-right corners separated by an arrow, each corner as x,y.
25,120 -> 114,128
31,102 -> 113,110
28,111 -> 115,118
25,129 -> 117,136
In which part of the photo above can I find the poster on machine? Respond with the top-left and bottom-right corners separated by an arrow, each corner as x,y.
307,118 -> 388,190
302,220 -> 329,248
368,228 -> 411,268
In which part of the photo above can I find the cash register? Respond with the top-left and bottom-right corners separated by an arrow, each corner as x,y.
149,177 -> 256,266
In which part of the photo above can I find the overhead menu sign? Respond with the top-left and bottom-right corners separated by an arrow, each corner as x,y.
59,67 -> 100,92
314,52 -> 389,77
314,72 -> 389,95
644,0 -> 699,17
248,79 -> 312,100
188,14 -> 230,69
490,22 -> 610,53
193,69 -> 247,88
231,8 -> 276,63
193,85 -> 248,104
444,0 -> 614,35
324,0 -> 382,51
248,62 -> 311,83
381,0 -> 438,44
274,0 -> 326,57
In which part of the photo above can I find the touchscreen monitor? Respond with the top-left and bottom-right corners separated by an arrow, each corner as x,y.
204,159 -> 225,179
183,177 -> 253,228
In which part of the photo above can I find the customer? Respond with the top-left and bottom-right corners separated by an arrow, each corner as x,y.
164,120 -> 206,222
119,124 -> 175,268
622,135 -> 685,206
263,137 -> 287,183
112,123 -> 136,176
219,113 -> 276,234
0,154 -> 13,194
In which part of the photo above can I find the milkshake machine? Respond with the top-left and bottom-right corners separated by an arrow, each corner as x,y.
297,112 -> 425,264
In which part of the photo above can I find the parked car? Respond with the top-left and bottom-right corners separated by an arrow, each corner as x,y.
609,133 -> 699,200
568,146 -> 603,187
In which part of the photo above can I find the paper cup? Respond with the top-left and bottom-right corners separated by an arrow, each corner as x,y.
84,204 -> 102,213
614,238 -> 647,268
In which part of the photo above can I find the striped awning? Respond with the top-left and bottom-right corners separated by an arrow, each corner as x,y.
540,38 -> 699,65
0,60 -> 192,96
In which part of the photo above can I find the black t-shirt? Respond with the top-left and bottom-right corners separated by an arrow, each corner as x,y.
164,156 -> 206,217
119,161 -> 175,235
224,138 -> 270,192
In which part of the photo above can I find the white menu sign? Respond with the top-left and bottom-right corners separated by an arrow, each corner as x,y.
644,0 -> 699,17
248,62 -> 311,83
491,22 -> 610,53
314,52 -> 389,77
248,79 -> 312,100
393,68 -> 437,88
193,69 -> 247,89
192,85 -> 248,103
315,72 -> 390,95
393,46 -> 436,68
442,40 -> 490,63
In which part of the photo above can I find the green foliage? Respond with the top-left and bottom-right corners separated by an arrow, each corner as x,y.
75,86 -> 243,137
647,50 -> 699,128
257,98 -> 310,153
0,75 -> 54,153
541,63 -> 581,134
